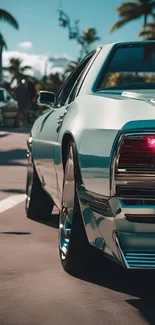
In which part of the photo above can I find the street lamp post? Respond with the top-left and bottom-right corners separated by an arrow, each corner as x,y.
58,10 -> 70,28
57,9 -> 83,57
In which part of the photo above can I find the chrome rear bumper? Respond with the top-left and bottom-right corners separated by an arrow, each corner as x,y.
115,234 -> 155,269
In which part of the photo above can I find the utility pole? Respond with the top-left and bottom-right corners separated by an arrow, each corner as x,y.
44,58 -> 48,82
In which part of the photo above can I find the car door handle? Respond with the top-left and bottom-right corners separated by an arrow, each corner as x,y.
57,116 -> 63,124
57,112 -> 67,125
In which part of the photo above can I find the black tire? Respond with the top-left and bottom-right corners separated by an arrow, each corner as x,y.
13,117 -> 18,128
26,149 -> 54,220
59,142 -> 91,274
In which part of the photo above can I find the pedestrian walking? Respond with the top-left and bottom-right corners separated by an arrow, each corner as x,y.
14,79 -> 29,127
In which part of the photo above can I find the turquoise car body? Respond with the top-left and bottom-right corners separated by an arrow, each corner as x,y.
30,41 -> 155,269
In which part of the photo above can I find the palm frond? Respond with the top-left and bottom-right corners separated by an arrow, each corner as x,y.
110,17 -> 131,32
9,57 -> 22,67
80,28 -> 100,45
139,29 -> 155,35
116,2 -> 137,14
110,0 -> 155,32
143,35 -> 155,39
20,65 -> 32,72
139,17 -> 155,39
0,9 -> 19,29
139,28 -> 155,39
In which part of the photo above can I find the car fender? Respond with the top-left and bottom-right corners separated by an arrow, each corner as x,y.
58,93 -> 155,197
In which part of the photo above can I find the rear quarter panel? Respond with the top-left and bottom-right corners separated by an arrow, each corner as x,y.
57,94 -> 155,197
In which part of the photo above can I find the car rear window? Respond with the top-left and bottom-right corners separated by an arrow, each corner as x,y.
96,44 -> 155,90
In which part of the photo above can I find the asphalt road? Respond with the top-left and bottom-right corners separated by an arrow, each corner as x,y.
0,127 -> 155,325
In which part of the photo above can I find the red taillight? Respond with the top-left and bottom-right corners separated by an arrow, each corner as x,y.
147,136 -> 155,149
118,135 -> 155,171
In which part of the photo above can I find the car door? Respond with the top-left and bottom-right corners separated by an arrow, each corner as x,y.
3,90 -> 17,114
35,51 -> 98,207
34,106 -> 67,207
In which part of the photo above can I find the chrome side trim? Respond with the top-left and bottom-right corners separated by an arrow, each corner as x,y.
78,185 -> 113,217
27,136 -> 33,155
115,235 -> 155,269
34,139 -> 59,146
125,252 -> 155,268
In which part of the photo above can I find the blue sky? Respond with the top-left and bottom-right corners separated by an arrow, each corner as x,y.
1,0 -> 145,59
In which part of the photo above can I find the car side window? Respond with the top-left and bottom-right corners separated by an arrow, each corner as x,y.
5,91 -> 11,101
67,71 -> 84,104
54,51 -> 96,108
67,49 -> 101,104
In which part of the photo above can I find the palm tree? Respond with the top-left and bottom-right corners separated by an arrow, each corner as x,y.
6,58 -> 32,83
50,72 -> 65,89
139,20 -> 155,38
0,34 -> 7,84
0,9 -> 19,84
40,72 -> 65,93
110,0 -> 155,33
80,28 -> 100,56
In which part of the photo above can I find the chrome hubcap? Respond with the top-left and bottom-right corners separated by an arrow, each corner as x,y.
59,206 -> 74,260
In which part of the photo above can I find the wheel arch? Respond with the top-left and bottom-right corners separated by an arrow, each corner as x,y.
61,132 -> 82,186
61,132 -> 104,252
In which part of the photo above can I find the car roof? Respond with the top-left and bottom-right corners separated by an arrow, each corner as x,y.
100,40 -> 155,49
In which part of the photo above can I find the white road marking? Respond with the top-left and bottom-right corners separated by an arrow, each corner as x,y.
0,131 -> 8,136
0,194 -> 26,213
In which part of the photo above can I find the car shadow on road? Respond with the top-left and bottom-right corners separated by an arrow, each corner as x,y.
0,189 -> 25,194
27,213 -> 59,229
0,231 -> 31,235
127,299 -> 155,325
73,253 -> 155,324
0,149 -> 27,166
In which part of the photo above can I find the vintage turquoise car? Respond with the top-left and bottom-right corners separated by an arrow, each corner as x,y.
26,41 -> 155,272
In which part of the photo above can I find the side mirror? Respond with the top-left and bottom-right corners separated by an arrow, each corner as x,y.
6,95 -> 11,102
37,91 -> 55,107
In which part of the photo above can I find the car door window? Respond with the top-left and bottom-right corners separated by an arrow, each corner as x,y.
54,50 -> 97,108
67,71 -> 84,104
67,48 -> 101,104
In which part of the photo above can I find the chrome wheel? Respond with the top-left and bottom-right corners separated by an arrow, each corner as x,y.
59,206 -> 73,260
59,143 -> 91,273
59,146 -> 75,261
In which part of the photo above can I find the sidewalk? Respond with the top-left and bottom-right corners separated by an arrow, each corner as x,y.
0,124 -> 32,134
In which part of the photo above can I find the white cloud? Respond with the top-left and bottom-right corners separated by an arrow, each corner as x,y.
18,41 -> 33,49
2,51 -> 73,81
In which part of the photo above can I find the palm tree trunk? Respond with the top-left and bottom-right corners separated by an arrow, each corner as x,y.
0,45 -> 2,86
